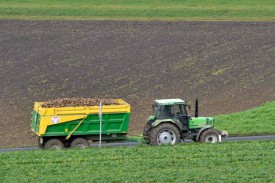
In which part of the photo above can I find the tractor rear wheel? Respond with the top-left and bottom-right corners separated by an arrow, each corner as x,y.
70,138 -> 89,148
199,129 -> 220,143
143,124 -> 152,143
149,123 -> 180,145
44,139 -> 64,150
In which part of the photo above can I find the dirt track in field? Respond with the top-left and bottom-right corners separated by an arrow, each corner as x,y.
0,20 -> 274,147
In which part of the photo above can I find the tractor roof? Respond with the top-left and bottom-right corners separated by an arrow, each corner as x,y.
155,99 -> 186,105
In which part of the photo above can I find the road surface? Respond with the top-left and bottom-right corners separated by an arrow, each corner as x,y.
1,135 -> 274,153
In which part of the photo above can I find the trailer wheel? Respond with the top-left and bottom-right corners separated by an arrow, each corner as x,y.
44,139 -> 64,150
149,123 -> 180,145
37,138 -> 43,149
199,129 -> 219,143
70,138 -> 89,148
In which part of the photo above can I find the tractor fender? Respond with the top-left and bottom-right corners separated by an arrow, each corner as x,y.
152,119 -> 185,132
146,115 -> 156,125
195,125 -> 213,142
152,119 -> 174,127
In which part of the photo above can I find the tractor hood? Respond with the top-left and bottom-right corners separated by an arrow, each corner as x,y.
189,117 -> 214,129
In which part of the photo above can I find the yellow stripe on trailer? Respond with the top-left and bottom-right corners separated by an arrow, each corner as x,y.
34,99 -> 130,116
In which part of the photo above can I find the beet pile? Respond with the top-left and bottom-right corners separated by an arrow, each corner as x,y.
41,98 -> 119,108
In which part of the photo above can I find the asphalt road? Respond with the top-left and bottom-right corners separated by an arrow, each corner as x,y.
1,135 -> 274,153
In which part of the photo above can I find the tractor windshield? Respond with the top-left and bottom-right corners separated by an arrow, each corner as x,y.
154,104 -> 185,119
153,103 -> 189,119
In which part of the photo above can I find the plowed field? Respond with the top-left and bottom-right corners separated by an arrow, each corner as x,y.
0,20 -> 274,147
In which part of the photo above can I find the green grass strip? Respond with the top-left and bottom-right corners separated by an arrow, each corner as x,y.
215,101 -> 275,136
0,0 -> 274,20
0,141 -> 274,182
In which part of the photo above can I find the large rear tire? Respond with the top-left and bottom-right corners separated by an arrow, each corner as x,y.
70,138 -> 89,148
44,139 -> 64,150
149,123 -> 181,145
143,124 -> 152,144
199,129 -> 220,143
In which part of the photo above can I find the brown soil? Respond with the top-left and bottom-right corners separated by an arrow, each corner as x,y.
41,98 -> 119,108
0,20 -> 274,147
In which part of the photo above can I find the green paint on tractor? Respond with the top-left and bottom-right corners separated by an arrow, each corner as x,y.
143,98 -> 228,145
189,117 -> 214,129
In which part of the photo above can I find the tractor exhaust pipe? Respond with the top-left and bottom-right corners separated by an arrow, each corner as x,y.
195,97 -> 199,117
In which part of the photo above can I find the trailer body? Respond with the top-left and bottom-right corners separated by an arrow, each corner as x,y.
31,99 -> 130,146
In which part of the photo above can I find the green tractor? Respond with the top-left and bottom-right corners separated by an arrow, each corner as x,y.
143,98 -> 228,145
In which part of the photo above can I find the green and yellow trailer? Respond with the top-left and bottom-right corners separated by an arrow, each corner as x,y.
31,99 -> 130,149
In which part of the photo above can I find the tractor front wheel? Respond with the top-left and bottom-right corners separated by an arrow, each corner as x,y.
149,123 -> 181,145
199,129 -> 220,143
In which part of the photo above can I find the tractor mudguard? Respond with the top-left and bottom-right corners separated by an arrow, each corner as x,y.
147,115 -> 156,124
220,130 -> 229,137
195,126 -> 228,141
152,119 -> 185,131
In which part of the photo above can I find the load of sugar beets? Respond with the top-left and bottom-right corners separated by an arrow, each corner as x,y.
41,97 -> 119,108
31,97 -> 228,149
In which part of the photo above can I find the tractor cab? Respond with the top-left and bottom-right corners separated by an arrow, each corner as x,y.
152,99 -> 190,127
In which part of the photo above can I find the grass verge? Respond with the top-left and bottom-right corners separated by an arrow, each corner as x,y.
215,101 -> 275,136
0,141 -> 274,182
0,0 -> 274,21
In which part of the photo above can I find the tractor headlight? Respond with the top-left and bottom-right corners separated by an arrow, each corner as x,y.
206,117 -> 209,125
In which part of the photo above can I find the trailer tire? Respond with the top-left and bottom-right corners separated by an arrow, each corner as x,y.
44,139 -> 64,150
37,138 -> 43,149
70,138 -> 89,148
199,128 -> 219,143
149,123 -> 180,145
